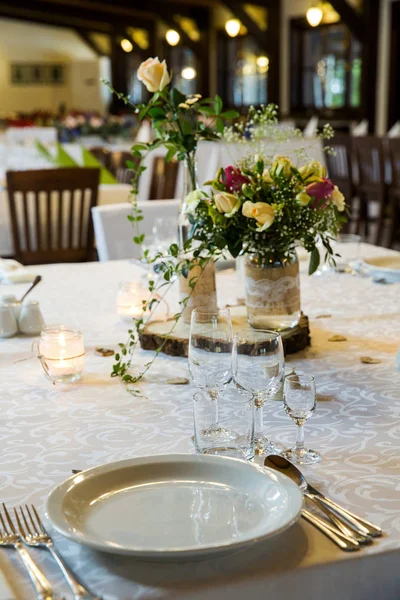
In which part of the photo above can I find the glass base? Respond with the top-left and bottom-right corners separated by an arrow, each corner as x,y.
249,311 -> 300,331
282,447 -> 321,465
51,372 -> 82,383
201,447 -> 254,461
201,426 -> 237,441
254,436 -> 284,456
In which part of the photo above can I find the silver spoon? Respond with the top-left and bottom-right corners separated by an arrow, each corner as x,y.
264,455 -> 383,538
20,275 -> 42,303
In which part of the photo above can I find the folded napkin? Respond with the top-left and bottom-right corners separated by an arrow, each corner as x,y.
0,259 -> 38,284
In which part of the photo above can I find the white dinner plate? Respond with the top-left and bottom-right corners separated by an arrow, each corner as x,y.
46,454 -> 303,560
360,256 -> 400,283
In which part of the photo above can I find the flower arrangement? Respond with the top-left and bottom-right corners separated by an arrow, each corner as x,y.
56,112 -> 136,143
186,155 -> 346,274
104,57 -> 238,196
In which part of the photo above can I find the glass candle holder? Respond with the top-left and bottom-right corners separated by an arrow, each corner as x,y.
116,282 -> 145,322
39,326 -> 85,383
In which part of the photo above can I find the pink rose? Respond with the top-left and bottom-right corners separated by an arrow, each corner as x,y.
306,178 -> 335,209
223,166 -> 250,193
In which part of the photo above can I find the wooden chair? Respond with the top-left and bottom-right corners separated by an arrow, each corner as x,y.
109,151 -> 139,184
352,136 -> 389,245
6,167 -> 100,265
149,156 -> 179,200
88,146 -> 111,170
387,137 -> 400,248
324,134 -> 355,231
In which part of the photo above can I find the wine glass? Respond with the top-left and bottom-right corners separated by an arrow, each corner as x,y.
233,329 -> 284,454
283,373 -> 321,464
188,308 -> 233,437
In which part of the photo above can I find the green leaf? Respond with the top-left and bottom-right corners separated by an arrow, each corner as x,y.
214,95 -> 223,115
220,110 -> 239,119
165,147 -> 176,162
170,88 -> 186,109
198,106 -> 215,116
309,247 -> 320,275
148,107 -> 165,118
216,117 -> 224,133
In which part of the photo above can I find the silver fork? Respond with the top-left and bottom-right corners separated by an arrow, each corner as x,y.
16,505 -> 100,600
0,503 -> 61,600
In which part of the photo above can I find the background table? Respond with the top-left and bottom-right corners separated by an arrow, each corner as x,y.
0,243 -> 399,600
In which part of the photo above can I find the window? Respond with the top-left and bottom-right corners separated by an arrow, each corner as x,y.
290,20 -> 361,115
218,34 -> 268,108
10,63 -> 65,85
163,45 -> 198,96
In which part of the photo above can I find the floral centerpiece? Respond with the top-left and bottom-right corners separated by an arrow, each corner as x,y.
185,154 -> 346,329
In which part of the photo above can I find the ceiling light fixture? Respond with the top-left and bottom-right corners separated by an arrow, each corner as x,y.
120,38 -> 133,52
225,18 -> 241,38
181,66 -> 196,80
166,29 -> 180,46
306,6 -> 323,27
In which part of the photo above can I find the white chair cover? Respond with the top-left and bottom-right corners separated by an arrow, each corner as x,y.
352,120 -> 369,136
92,199 -> 180,261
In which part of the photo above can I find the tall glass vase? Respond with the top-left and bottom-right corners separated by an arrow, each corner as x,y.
179,151 -> 199,249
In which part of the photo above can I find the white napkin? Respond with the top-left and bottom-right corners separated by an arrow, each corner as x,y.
0,258 -> 38,284
388,121 -> 400,138
352,119 -> 369,136
303,116 -> 318,138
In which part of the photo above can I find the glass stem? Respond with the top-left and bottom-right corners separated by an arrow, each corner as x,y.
209,390 -> 219,430
295,422 -> 305,455
254,395 -> 264,443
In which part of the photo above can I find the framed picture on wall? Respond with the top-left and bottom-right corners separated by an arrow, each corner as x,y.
10,63 -> 65,85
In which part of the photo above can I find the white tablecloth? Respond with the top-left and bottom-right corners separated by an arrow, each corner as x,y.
0,243 -> 399,599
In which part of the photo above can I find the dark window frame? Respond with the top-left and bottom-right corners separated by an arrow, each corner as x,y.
289,17 -> 362,120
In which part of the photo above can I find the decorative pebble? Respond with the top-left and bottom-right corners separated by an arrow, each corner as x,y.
95,347 -> 115,357
316,314 -> 332,319
328,335 -> 347,342
360,356 -> 382,364
167,377 -> 189,385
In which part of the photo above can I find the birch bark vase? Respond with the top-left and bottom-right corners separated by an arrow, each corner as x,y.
179,260 -> 217,324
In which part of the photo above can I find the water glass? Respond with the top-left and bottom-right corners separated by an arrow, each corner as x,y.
194,386 -> 254,460
317,234 -> 361,275
283,373 -> 321,464
233,329 -> 284,455
189,308 -> 233,437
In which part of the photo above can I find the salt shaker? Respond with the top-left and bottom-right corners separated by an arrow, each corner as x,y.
1,294 -> 22,319
0,305 -> 18,338
18,301 -> 45,336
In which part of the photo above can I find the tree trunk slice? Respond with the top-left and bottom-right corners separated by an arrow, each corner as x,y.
139,306 -> 310,357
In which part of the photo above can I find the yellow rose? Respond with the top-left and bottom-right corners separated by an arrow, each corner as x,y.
298,161 -> 326,182
263,168 -> 273,183
242,201 -> 275,231
331,185 -> 345,211
214,192 -> 240,216
272,155 -> 293,178
296,191 -> 312,206
137,57 -> 171,93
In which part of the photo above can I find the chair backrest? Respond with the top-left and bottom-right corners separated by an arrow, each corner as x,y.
92,199 -> 180,261
387,138 -> 400,190
149,157 -> 179,200
109,151 -> 139,184
88,146 -> 111,170
325,134 -> 353,187
352,136 -> 386,190
6,167 -> 100,265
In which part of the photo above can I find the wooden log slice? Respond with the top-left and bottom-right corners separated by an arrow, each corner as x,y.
139,306 -> 310,357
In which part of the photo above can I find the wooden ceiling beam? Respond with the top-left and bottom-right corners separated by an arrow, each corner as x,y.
75,30 -> 109,56
328,0 -> 364,41
0,4 -> 114,33
225,2 -> 267,51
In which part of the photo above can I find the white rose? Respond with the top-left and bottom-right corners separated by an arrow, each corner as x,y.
137,57 -> 171,93
185,189 -> 203,214
331,185 -> 345,211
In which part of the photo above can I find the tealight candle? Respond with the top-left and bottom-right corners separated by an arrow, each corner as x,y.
116,282 -> 145,322
39,326 -> 85,383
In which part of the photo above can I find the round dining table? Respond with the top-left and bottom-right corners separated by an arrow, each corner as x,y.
0,242 -> 399,600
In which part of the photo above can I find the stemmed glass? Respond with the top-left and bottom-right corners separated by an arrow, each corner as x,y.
188,308 -> 233,437
283,373 -> 321,464
233,329 -> 284,454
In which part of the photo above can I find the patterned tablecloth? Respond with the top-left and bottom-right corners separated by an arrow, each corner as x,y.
0,243 -> 399,600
